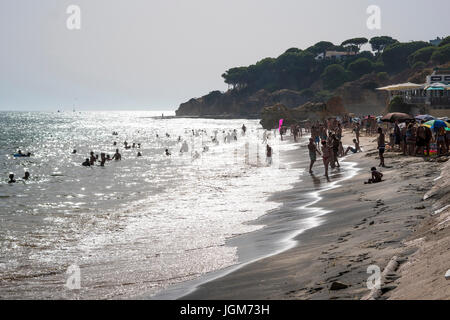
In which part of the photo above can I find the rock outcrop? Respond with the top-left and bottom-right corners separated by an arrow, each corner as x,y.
175,89 -> 310,118
259,97 -> 349,129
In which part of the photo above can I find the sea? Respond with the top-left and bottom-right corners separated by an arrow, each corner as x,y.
0,110 -> 303,299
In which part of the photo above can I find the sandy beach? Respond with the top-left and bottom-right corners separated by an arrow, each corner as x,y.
182,129 -> 450,300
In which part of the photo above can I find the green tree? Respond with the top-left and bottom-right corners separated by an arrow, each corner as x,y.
382,41 -> 431,72
431,44 -> 450,64
321,64 -> 350,90
348,58 -> 374,77
438,36 -> 450,47
408,46 -> 436,66
222,67 -> 249,90
369,36 -> 398,54
341,37 -> 368,53
306,41 -> 335,56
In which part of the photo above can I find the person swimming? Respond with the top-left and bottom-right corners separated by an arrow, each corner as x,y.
112,149 -> 122,161
72,149 -> 77,154
82,158 -> 91,167
100,153 -> 106,166
89,152 -> 96,165
8,173 -> 16,183
137,152 -> 142,157
23,171 -> 30,180
165,149 -> 171,156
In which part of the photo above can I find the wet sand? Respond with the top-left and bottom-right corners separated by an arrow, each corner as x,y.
181,130 -> 450,300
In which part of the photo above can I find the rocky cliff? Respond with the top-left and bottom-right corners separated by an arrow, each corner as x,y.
176,73 -> 389,119
259,97 -> 348,130
175,89 -> 310,118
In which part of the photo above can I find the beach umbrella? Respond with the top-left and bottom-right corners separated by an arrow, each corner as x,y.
425,83 -> 448,91
376,83 -> 423,91
421,119 -> 450,130
415,114 -> 435,122
381,112 -> 414,123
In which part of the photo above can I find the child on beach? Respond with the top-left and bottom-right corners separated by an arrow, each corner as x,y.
365,167 -> 383,184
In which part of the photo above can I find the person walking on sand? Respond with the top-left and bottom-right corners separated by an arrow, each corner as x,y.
377,127 -> 386,167
308,138 -> 321,173
266,144 -> 273,166
321,140 -> 331,177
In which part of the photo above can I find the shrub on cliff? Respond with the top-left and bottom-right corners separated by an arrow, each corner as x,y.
408,46 -> 437,66
321,65 -> 351,90
348,58 -> 374,77
438,36 -> 450,47
387,96 -> 416,114
382,41 -> 432,72
431,44 -> 450,64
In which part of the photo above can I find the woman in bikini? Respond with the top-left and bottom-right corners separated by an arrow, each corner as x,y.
321,140 -> 331,177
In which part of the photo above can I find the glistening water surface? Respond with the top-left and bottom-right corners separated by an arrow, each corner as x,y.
0,111 -> 299,299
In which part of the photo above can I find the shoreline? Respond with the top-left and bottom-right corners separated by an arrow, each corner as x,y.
175,130 -> 449,300
149,133 -> 361,300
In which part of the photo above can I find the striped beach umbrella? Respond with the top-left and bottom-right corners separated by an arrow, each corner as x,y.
421,119 -> 450,131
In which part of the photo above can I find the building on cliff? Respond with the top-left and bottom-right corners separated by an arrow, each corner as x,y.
315,50 -> 357,61
376,69 -> 450,110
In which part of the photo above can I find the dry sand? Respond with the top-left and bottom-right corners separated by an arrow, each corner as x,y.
184,129 -> 450,300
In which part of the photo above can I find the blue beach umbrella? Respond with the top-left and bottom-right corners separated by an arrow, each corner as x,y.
415,114 -> 435,122
422,119 -> 450,132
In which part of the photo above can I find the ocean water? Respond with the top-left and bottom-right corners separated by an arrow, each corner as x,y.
0,111 -> 300,299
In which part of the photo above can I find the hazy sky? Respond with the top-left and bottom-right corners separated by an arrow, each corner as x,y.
1,0 -> 449,111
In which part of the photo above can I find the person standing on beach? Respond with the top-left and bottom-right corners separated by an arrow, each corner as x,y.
266,144 -> 273,166
321,140 -> 331,177
354,123 -> 360,144
377,128 -> 386,167
308,138 -> 321,174
331,134 -> 340,168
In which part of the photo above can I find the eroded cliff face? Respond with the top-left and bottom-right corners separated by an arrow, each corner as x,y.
259,97 -> 348,130
335,74 -> 388,115
175,89 -> 309,117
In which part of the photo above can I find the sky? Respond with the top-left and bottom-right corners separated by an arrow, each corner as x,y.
0,0 -> 449,111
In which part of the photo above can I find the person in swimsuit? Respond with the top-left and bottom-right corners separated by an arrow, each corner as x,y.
266,144 -> 273,165
308,138 -> 321,173
321,140 -> 331,177
377,127 -> 386,167
8,173 -> 16,183
345,139 -> 361,155
365,167 -> 383,184
112,149 -> 122,161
